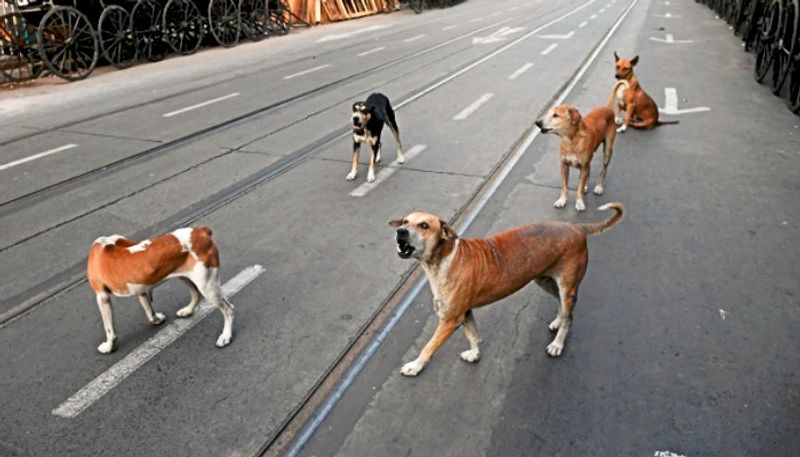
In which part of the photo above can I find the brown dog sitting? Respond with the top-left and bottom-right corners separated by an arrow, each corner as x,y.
535,104 -> 617,211
389,203 -> 623,376
608,52 -> 678,132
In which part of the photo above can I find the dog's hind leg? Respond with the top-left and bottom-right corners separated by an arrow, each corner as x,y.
176,277 -> 201,318
535,277 -> 562,331
191,266 -> 235,348
138,292 -> 166,325
547,270 -> 585,357
346,141 -> 360,180
629,118 -> 657,129
384,106 -> 404,163
460,310 -> 482,363
96,292 -> 117,354
594,129 -> 616,195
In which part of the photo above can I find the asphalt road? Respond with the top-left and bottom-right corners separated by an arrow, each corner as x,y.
0,0 -> 798,456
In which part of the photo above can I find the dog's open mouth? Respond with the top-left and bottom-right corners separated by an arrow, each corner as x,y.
396,239 -> 415,259
352,125 -> 363,133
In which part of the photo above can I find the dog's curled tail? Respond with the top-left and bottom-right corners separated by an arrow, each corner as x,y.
606,80 -> 629,108
581,202 -> 624,235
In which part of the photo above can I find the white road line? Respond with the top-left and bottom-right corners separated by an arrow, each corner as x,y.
600,7 -> 606,12
163,92 -> 240,118
541,43 -> 559,55
491,11 -> 502,16
591,13 -> 598,19
539,30 -> 575,39
283,64 -> 331,80
441,25 -> 457,31
508,62 -> 534,80
579,20 -> 588,27
469,17 -> 483,23
349,145 -> 426,197
358,46 -> 385,57
52,265 -> 266,418
508,6 -> 518,11
0,143 -> 78,172
317,24 -> 389,43
454,93 -> 494,120
404,34 -> 425,43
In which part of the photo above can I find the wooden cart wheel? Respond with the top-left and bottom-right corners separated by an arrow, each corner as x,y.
37,6 -> 99,81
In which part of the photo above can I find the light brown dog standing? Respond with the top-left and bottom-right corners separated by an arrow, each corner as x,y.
608,52 -> 677,132
389,203 -> 623,377
536,104 -> 617,211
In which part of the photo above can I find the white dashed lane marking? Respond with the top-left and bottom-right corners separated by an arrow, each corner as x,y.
404,34 -> 426,43
349,145 -> 427,197
283,64 -> 331,80
442,25 -> 457,31
52,265 -> 266,418
358,46 -> 385,57
163,92 -> 240,118
0,144 -> 78,171
453,93 -> 494,120
541,43 -> 559,55
508,62 -> 534,80
579,21 -> 588,27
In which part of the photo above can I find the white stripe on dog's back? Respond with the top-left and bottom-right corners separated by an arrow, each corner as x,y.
171,228 -> 193,252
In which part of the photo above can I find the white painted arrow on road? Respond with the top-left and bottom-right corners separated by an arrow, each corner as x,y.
649,33 -> 693,44
472,26 -> 525,44
539,30 -> 575,39
659,87 -> 711,115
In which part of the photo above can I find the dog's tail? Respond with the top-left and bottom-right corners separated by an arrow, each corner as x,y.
658,119 -> 680,125
606,80 -> 629,108
580,202 -> 624,235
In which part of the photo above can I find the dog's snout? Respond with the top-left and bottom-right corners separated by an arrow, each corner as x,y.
615,74 -> 621,80
396,228 -> 409,239
535,119 -> 543,129
352,117 -> 361,125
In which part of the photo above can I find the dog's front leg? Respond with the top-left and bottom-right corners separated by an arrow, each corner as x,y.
575,164 -> 590,211
554,161 -> 570,208
96,292 -> 117,354
346,141 -> 360,180
618,103 -> 634,133
138,292 -> 166,325
460,310 -> 482,363
401,318 -> 459,377
366,141 -> 379,183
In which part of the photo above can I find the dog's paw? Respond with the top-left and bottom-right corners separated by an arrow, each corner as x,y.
546,341 -> 564,357
615,117 -> 624,126
149,312 -> 166,325
346,170 -> 357,181
216,333 -> 232,348
400,359 -> 425,377
575,200 -> 586,212
97,340 -> 116,354
176,306 -> 194,318
593,185 -> 604,195
553,197 -> 567,208
460,349 -> 480,363
548,317 -> 562,331
616,125 -> 627,133
366,172 -> 376,183
397,154 -> 405,164
375,152 -> 381,164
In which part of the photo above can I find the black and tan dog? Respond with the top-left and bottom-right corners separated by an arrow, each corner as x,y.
348,92 -> 404,183
389,203 -> 623,376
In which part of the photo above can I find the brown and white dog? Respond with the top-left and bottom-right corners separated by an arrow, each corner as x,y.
535,104 -> 617,211
86,226 -> 234,354
608,52 -> 678,132
389,203 -> 623,377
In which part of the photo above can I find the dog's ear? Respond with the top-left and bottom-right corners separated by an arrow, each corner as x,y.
439,220 -> 458,240
631,55 -> 639,66
614,51 -> 620,62
569,106 -> 582,126
388,219 -> 403,228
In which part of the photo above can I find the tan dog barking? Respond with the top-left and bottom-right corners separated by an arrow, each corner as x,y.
389,203 -> 623,377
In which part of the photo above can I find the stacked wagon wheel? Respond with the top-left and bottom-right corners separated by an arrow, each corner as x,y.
99,4 -> 137,68
771,0 -> 799,93
208,0 -> 240,47
163,0 -> 204,55
131,0 -> 169,61
36,5 -> 100,81
754,0 -> 782,83
240,0 -> 268,41
0,12 -> 44,82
